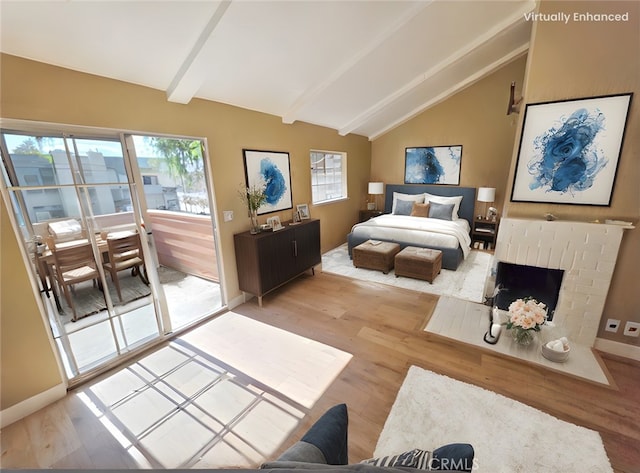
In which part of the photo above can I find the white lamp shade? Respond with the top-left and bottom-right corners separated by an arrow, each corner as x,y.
477,187 -> 496,203
368,182 -> 384,195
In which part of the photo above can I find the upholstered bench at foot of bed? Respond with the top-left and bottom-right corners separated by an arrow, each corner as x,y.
347,233 -> 463,271
394,246 -> 442,283
352,240 -> 401,274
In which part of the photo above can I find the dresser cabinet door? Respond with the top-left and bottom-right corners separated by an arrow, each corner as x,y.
257,228 -> 297,290
293,219 -> 321,273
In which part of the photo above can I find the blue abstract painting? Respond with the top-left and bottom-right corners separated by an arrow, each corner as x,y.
528,108 -> 605,195
404,145 -> 462,185
243,149 -> 292,215
260,158 -> 288,206
512,94 -> 631,206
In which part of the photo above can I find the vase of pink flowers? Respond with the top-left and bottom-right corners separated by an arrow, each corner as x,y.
505,297 -> 547,346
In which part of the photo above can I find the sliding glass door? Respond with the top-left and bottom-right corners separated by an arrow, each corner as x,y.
1,127 -> 224,383
126,135 -> 223,330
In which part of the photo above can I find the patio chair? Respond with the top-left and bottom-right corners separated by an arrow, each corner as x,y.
103,233 -> 148,302
50,241 -> 101,321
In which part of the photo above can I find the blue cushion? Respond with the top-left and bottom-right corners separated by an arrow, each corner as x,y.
393,199 -> 415,215
274,404 -> 349,465
428,201 -> 455,220
300,404 -> 349,465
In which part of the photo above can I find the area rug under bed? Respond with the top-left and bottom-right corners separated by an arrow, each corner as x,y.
322,244 -> 491,303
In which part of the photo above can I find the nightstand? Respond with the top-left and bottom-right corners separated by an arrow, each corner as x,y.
472,218 -> 499,251
359,209 -> 383,222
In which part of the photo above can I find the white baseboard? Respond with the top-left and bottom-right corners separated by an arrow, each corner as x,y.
594,337 -> 640,361
227,293 -> 248,309
0,382 -> 67,428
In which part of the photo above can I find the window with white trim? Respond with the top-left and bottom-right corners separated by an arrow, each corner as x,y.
310,150 -> 347,204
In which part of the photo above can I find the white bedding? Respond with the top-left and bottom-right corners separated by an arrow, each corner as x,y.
350,215 -> 472,257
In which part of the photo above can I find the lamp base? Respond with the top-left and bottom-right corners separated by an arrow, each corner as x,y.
367,202 -> 376,210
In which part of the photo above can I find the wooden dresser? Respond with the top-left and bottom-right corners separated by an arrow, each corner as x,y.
234,218 -> 321,305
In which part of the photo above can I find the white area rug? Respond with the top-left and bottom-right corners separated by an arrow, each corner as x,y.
322,244 -> 491,303
375,366 -> 613,473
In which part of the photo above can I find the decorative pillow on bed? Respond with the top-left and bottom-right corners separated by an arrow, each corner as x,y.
410,202 -> 430,217
392,192 -> 424,214
394,199 -> 416,215
424,193 -> 463,220
429,202 -> 455,220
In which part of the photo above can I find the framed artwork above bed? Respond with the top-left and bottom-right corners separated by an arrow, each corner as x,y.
404,145 -> 462,185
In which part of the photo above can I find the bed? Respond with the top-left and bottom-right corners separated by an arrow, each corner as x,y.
347,184 -> 477,270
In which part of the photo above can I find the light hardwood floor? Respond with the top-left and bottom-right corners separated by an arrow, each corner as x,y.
2,272 -> 639,471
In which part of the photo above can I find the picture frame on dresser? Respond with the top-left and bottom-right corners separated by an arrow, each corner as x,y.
266,216 -> 283,231
243,149 -> 293,215
296,203 -> 310,219
511,93 -> 632,206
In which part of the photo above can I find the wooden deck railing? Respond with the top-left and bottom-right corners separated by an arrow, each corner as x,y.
147,210 -> 218,282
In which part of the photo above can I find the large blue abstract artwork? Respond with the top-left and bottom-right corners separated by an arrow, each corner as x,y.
512,93 -> 632,206
243,149 -> 292,215
404,145 -> 462,185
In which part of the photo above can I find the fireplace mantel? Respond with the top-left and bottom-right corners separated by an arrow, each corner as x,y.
493,218 -> 627,347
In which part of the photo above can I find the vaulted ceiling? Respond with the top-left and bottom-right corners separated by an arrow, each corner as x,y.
0,1 -> 536,140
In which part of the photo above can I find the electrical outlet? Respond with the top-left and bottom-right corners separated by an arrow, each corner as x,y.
605,318 -> 620,333
623,321 -> 640,337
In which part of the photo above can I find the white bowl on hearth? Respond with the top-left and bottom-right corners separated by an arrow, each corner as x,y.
541,343 -> 570,363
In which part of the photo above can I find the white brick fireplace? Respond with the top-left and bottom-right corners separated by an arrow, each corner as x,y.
494,218 -> 625,347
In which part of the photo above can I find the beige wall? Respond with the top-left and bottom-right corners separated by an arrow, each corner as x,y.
0,53 -> 371,410
505,0 -> 639,346
1,198 -> 63,407
372,55 -> 528,218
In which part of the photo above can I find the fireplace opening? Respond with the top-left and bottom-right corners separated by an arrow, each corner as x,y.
494,262 -> 564,321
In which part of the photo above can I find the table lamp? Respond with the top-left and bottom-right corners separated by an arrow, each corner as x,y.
368,182 -> 384,210
477,187 -> 495,220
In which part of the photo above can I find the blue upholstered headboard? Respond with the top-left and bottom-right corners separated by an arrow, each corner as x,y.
383,184 -> 477,224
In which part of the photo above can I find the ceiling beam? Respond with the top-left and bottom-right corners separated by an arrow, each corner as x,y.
166,0 -> 232,104
339,3 -> 535,138
367,44 -> 529,141
281,1 -> 430,125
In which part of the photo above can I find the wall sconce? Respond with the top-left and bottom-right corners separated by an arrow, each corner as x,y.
507,81 -> 522,115
477,187 -> 496,220
368,182 -> 384,210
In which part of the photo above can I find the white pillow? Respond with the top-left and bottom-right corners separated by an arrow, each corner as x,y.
392,192 -> 424,214
424,193 -> 463,220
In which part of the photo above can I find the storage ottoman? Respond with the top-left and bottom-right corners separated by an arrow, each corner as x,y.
352,240 -> 401,274
395,246 -> 442,283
